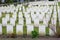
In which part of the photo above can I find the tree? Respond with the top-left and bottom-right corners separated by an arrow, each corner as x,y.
5,0 -> 13,3
48,5 -> 60,37
0,0 -> 2,4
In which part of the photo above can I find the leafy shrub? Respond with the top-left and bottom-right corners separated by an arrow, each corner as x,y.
0,0 -> 2,4
31,31 -> 39,38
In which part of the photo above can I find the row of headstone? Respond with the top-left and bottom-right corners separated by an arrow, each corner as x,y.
0,2 -> 58,36
0,24 -> 56,36
0,5 -> 55,24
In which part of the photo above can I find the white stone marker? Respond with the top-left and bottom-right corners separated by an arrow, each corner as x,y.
2,18 -> 7,26
31,11 -> 36,21
5,14 -> 10,21
26,18 -> 31,25
43,19 -> 48,26
10,18 -> 15,26
18,12 -> 23,18
16,25 -> 23,35
34,19 -> 39,27
39,25 -> 46,36
39,14 -> 43,21
18,18 -> 24,25
58,8 -> 60,25
49,24 -> 56,36
0,24 -> 2,34
7,25 -> 13,34
12,14 -> 17,20
25,14 -> 30,18
0,12 -> 2,18
27,25 -> 34,35
49,28 -> 55,36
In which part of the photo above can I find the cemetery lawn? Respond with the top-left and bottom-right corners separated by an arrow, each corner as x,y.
0,17 -> 2,23
58,2 -> 60,6
2,26 -> 6,35
34,27 -> 39,33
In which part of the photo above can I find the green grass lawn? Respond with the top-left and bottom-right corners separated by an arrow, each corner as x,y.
9,12 -> 13,18
58,2 -> 60,6
23,12 -> 27,36
2,26 -> 6,35
0,17 -> 2,24
2,13 -> 6,18
13,26 -> 16,34
34,27 -> 39,34
46,27 -> 49,36
23,26 -> 27,35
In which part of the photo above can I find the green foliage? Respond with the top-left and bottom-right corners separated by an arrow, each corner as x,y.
39,21 -> 43,24
2,26 -> 6,35
5,0 -> 13,3
56,5 -> 60,37
46,27 -> 49,36
49,0 -> 54,1
13,27 -> 16,34
0,18 -> 2,23
2,12 -> 6,17
31,31 -> 39,38
0,0 -> 2,4
34,27 -> 39,34
58,2 -> 60,6
24,0 -> 28,2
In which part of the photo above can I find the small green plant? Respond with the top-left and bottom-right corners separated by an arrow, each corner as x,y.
31,31 -> 39,38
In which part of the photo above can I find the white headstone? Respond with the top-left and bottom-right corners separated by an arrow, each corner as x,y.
27,25 -> 34,35
18,12 -> 23,18
34,19 -> 39,27
5,14 -> 10,21
10,18 -> 15,26
39,14 -> 43,21
18,18 -> 24,25
16,25 -> 23,35
0,12 -> 2,18
7,25 -> 13,34
49,28 -> 55,36
39,25 -> 46,36
26,18 -> 31,25
0,24 -> 2,34
2,18 -> 7,26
